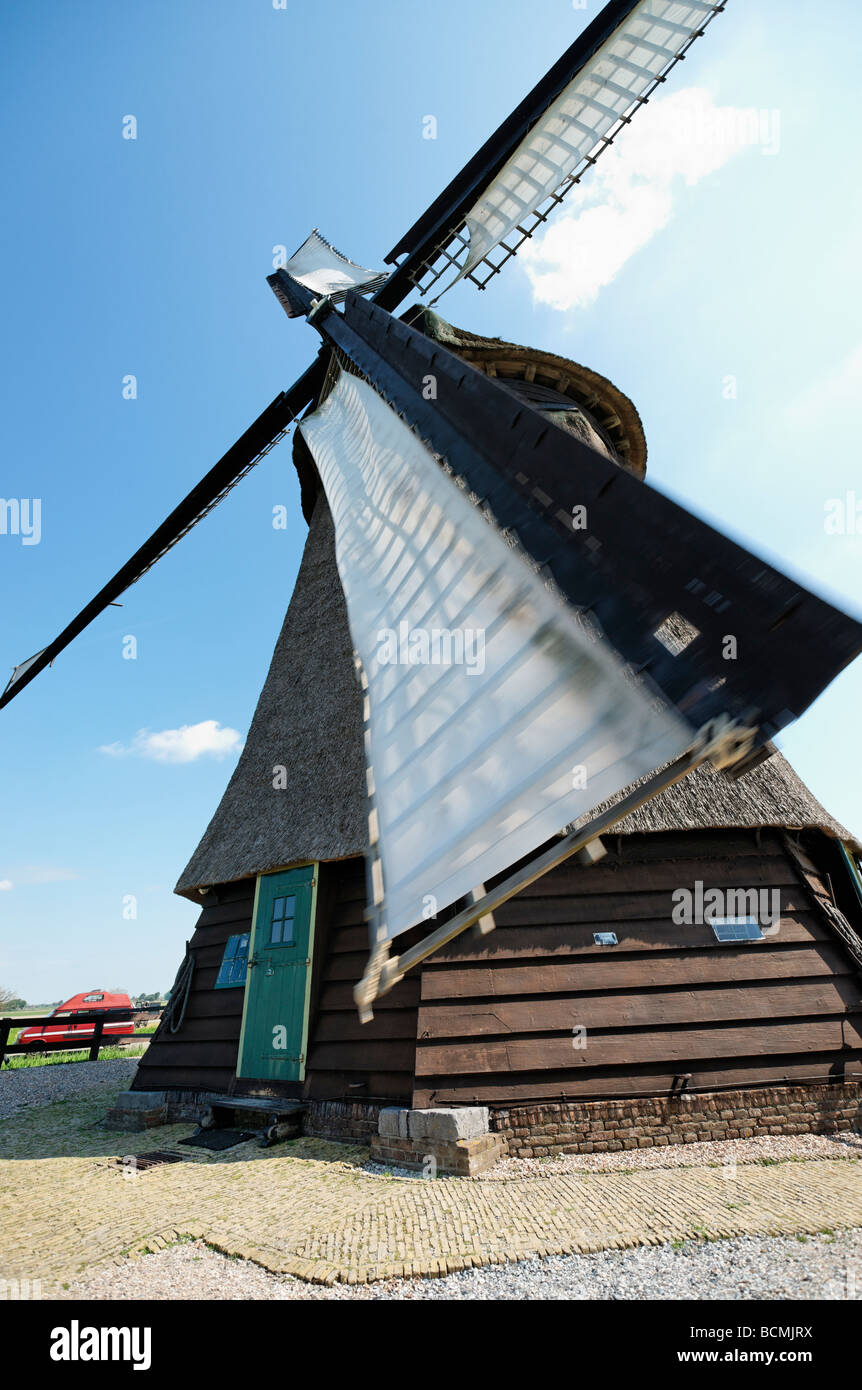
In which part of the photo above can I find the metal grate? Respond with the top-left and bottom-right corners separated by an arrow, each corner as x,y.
116,1151 -> 185,1172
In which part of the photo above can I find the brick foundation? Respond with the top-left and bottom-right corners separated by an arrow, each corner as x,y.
370,1132 -> 507,1176
491,1082 -> 862,1157
110,1082 -> 862,1157
303,1100 -> 383,1144
104,1103 -> 168,1132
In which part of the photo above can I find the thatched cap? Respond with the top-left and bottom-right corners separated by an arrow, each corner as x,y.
291,309 -> 647,523
413,308 -> 647,477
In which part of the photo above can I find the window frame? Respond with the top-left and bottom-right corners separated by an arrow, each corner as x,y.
709,916 -> 765,944
214,931 -> 252,989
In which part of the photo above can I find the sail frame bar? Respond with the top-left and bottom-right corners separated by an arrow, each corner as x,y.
0,357 -> 328,710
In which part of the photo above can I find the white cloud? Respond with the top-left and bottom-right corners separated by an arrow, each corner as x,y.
100,720 -> 244,764
15,866 -> 80,885
0,869 -> 81,893
520,88 -> 760,312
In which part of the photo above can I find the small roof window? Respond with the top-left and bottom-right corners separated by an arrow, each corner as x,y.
593,932 -> 618,946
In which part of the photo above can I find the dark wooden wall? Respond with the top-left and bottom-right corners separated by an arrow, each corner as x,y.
133,878 -> 255,1096
134,860 -> 421,1103
303,858 -> 420,1102
135,829 -> 862,1108
412,829 -> 862,1106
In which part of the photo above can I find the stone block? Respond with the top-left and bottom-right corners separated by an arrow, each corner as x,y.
369,1130 -> 505,1176
407,1107 -> 489,1142
378,1107 -> 410,1140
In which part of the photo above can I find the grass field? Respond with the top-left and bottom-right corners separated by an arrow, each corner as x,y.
4,1041 -> 150,1069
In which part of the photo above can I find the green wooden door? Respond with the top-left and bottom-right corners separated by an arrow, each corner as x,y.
236,865 -> 317,1082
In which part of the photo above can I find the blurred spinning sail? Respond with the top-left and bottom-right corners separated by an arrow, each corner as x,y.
299,370 -> 692,944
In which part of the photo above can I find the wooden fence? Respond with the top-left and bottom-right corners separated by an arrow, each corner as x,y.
0,1009 -> 156,1064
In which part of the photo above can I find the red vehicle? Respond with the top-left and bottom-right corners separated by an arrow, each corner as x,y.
17,991 -> 135,1049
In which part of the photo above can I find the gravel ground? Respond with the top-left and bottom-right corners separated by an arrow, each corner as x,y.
364,1130 -> 862,1181
63,1228 -> 862,1301
0,1058 -> 139,1119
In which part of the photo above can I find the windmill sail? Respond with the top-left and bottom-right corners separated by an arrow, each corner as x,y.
3,649 -> 49,698
299,370 -> 692,945
0,5 -> 728,710
270,231 -> 388,317
305,294 -> 862,749
295,292 -> 861,968
388,0 -> 725,298
459,0 -> 720,279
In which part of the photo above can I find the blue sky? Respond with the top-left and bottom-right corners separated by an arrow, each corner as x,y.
1,0 -> 860,1002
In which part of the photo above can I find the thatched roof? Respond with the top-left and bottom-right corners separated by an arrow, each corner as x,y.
602,753 -> 858,850
175,316 -> 858,897
175,496 -> 367,899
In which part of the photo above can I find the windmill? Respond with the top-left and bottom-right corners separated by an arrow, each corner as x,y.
7,1 -> 862,1154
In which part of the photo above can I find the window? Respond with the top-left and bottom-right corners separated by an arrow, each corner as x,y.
215,932 -> 251,988
83,993 -> 104,1003
652,612 -> 701,656
593,932 -> 618,946
270,894 -> 296,945
709,917 -> 764,943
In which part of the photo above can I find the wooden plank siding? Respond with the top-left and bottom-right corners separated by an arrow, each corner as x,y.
133,878 -> 255,1095
303,858 -> 420,1102
413,829 -> 862,1107
136,828 -> 862,1110
133,860 -> 421,1102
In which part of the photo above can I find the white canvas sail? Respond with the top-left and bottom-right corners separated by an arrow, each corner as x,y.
278,231 -> 388,314
461,0 -> 716,277
299,371 -> 692,944
3,648 -> 48,697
